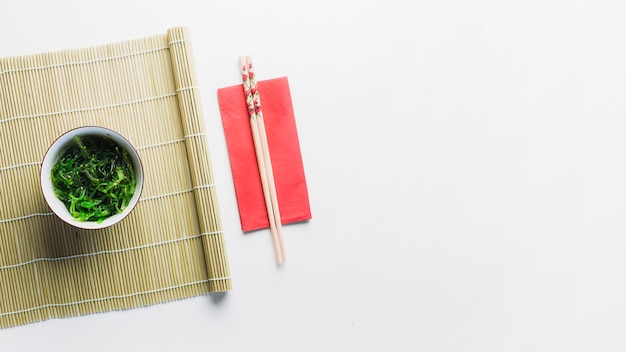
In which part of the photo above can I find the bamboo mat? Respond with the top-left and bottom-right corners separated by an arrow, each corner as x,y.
0,27 -> 231,329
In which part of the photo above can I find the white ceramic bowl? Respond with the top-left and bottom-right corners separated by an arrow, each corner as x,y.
40,126 -> 144,230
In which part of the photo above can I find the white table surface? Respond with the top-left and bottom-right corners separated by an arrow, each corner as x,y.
1,0 -> 625,351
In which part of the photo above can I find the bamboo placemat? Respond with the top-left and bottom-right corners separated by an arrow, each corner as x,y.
0,27 -> 231,329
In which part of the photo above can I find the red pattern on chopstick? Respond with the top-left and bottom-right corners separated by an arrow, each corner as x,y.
240,65 -> 255,118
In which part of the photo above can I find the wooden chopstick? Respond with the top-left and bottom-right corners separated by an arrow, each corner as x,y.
239,55 -> 286,263
246,55 -> 286,262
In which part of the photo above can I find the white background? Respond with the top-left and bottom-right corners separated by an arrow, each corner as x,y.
1,0 -> 625,351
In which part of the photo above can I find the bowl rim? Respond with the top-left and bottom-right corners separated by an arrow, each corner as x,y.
40,126 -> 144,230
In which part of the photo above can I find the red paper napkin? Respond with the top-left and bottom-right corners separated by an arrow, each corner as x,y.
217,77 -> 311,232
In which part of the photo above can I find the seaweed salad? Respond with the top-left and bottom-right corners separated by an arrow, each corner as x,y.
51,135 -> 137,223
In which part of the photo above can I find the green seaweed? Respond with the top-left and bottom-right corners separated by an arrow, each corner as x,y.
51,135 -> 136,223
